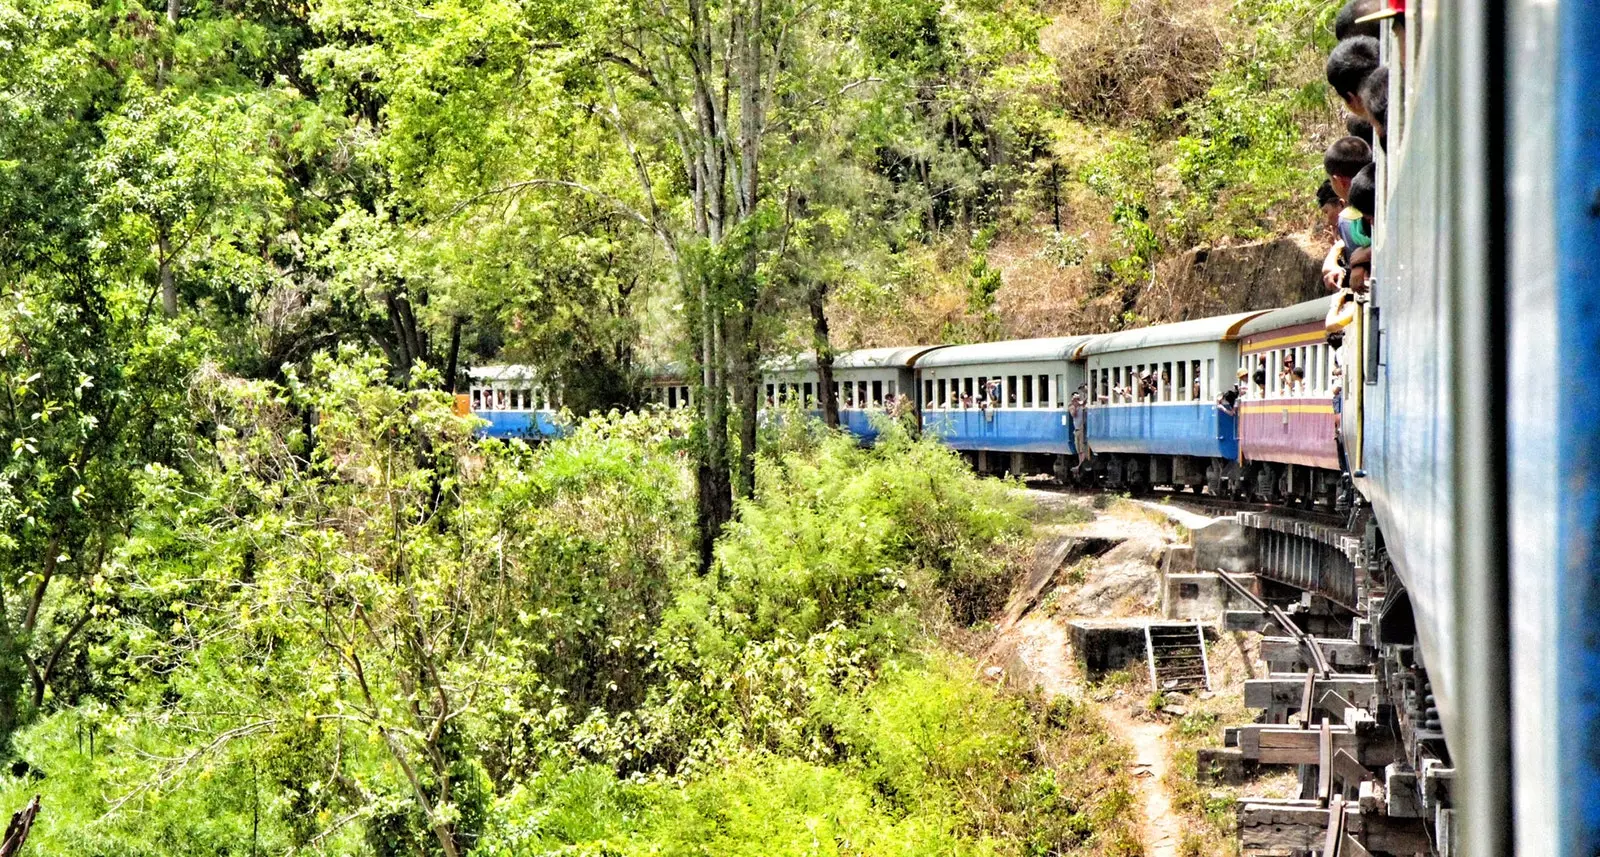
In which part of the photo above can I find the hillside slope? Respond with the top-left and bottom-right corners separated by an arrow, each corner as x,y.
827,0 -> 1342,348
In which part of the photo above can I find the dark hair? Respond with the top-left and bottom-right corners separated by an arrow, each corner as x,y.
1349,163 -> 1377,217
1345,116 -> 1374,145
1323,136 -> 1372,179
1293,366 -> 1306,379
1335,0 -> 1382,39
1327,331 -> 1346,349
1360,66 -> 1389,132
1326,37 -> 1380,100
1253,369 -> 1267,385
1317,179 -> 1341,208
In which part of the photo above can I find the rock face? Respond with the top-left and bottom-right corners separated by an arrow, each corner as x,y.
1141,236 -> 1325,321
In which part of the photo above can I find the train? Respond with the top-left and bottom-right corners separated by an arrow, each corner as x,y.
460,301 -> 1355,512
459,0 -> 1600,847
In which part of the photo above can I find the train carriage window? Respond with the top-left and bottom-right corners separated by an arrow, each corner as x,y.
1022,376 -> 1034,408
471,389 -> 482,410
923,380 -> 934,409
1001,376 -> 1013,408
871,381 -> 883,407
1206,359 -> 1215,400
1162,362 -> 1173,402
937,378 -> 948,409
1176,362 -> 1188,402
803,382 -> 814,405
887,380 -> 897,400
495,388 -> 507,409
856,381 -> 867,408
683,386 -> 691,408
766,384 -> 775,403
523,388 -> 534,410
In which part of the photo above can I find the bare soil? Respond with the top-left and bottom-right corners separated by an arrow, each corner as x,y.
986,491 -> 1264,857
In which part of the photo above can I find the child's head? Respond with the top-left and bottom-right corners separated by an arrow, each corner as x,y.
1345,115 -> 1374,146
1326,37 -> 1381,118
1334,0 -> 1382,39
1359,66 -> 1390,147
1349,163 -> 1377,221
1324,136 -> 1372,200
1317,180 -> 1343,229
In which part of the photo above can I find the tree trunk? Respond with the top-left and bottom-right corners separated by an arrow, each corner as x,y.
694,282 -> 734,573
442,317 -> 463,393
159,230 -> 176,317
0,795 -> 40,857
810,282 -> 838,428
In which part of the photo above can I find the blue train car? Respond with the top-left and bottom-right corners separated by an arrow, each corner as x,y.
764,347 -> 937,442
914,337 -> 1094,469
465,365 -> 565,440
1077,313 -> 1264,462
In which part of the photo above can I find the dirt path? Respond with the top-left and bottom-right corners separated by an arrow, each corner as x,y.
1099,705 -> 1182,857
996,614 -> 1185,857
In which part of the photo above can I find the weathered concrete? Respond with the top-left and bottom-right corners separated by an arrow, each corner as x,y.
1160,571 -> 1250,621
1066,619 -> 1149,679
1192,517 -> 1256,574
1196,747 -> 1256,785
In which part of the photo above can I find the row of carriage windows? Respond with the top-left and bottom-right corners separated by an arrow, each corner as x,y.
1237,342 -> 1338,398
648,385 -> 693,409
765,380 -> 899,409
1093,360 -> 1216,404
921,373 -> 1066,410
471,385 -> 560,411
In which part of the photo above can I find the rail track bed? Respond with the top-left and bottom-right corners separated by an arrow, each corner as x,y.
1025,480 -> 1451,856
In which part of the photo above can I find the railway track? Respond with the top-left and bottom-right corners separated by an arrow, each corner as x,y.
1027,480 -> 1354,530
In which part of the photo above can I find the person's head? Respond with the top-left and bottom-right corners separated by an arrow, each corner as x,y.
1349,162 -> 1377,221
1317,180 -> 1342,228
1237,368 -> 1249,381
1323,136 -> 1372,201
1326,37 -> 1381,117
1283,352 -> 1296,367
1327,330 -> 1346,350
1345,115 -> 1374,146
1334,0 -> 1382,39
1293,366 -> 1306,380
1359,66 -> 1389,147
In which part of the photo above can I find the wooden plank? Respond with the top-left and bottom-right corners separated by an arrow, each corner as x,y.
1300,670 -> 1316,727
1317,721 -> 1333,806
1333,748 -> 1369,789
1322,794 -> 1346,854
1261,635 -> 1373,668
1244,673 -> 1379,711
1235,724 -> 1400,766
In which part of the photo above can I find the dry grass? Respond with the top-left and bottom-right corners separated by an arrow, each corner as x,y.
1042,0 -> 1228,126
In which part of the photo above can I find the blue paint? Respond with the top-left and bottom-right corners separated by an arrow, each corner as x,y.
1555,1 -> 1600,845
921,408 -> 1077,455
474,410 -> 565,440
840,408 -> 886,442
1085,402 -> 1238,459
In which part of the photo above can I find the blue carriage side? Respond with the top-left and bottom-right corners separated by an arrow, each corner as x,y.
1076,313 -> 1265,461
914,337 -> 1094,456
465,365 -> 566,440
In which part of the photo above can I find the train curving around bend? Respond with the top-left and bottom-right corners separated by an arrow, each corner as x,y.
461,0 -> 1600,847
